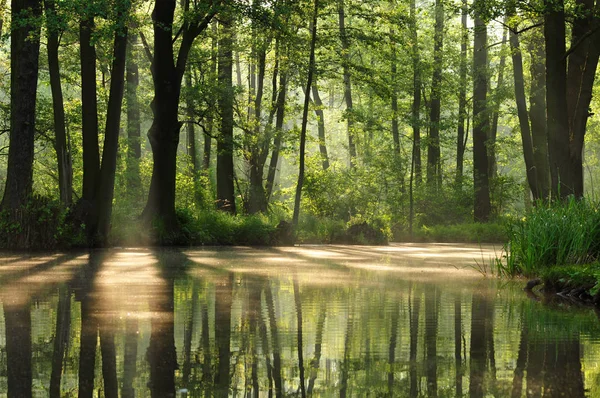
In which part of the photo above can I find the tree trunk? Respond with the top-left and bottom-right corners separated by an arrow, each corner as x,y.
472,9 -> 491,222
80,17 -> 100,203
410,0 -> 422,185
203,22 -> 218,172
126,32 -> 142,194
488,26 -> 508,179
93,10 -> 129,244
509,25 -> 539,200
292,0 -> 319,227
545,0 -> 569,199
427,0 -> 444,190
185,71 -> 197,173
266,71 -> 287,202
45,0 -> 73,206
528,30 -> 550,200
456,0 -> 468,184
217,13 -> 236,214
1,0 -> 42,211
312,84 -> 329,170
391,26 -> 400,159
338,0 -> 356,168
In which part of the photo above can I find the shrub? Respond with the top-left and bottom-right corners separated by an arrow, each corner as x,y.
501,197 -> 600,276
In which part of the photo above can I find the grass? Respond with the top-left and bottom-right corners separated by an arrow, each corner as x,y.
498,197 -> 600,277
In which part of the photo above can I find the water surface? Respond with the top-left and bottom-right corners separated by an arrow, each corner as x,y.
0,244 -> 599,397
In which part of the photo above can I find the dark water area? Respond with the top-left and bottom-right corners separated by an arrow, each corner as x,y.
0,244 -> 599,397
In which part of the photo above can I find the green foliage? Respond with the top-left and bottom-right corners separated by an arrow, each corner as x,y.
500,198 -> 600,276
540,263 -> 600,294
295,214 -> 389,245
0,196 -> 85,249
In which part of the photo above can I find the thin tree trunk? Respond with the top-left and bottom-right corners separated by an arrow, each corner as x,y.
203,22 -> 218,171
45,0 -> 73,206
126,32 -> 142,194
472,8 -> 491,221
217,13 -> 236,213
528,30 -> 550,200
266,70 -> 288,202
185,71 -> 197,173
509,24 -> 539,200
1,0 -> 42,212
338,0 -> 356,167
80,16 -> 100,203
456,0 -> 468,184
312,84 -> 330,170
410,0 -> 422,185
427,0 -> 444,190
93,8 -> 130,244
488,26 -> 507,179
292,1 -> 319,227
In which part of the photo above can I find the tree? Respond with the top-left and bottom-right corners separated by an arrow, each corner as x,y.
472,0 -> 491,221
142,0 -> 218,226
338,0 -> 356,168
455,0 -> 468,184
1,0 -> 43,212
427,0 -> 444,189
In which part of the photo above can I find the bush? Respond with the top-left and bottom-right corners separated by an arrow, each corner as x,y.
500,197 -> 600,276
403,222 -> 507,243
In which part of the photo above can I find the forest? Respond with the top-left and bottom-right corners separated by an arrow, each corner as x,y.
0,0 -> 599,248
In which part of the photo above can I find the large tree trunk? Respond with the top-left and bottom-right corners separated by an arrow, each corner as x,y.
472,7 -> 491,221
292,0 -> 319,227
45,0 -> 73,206
427,0 -> 444,190
338,0 -> 356,168
92,6 -> 130,245
410,0 -> 422,185
1,0 -> 42,211
217,13 -> 236,214
126,32 -> 142,194
488,26 -> 507,179
312,84 -> 329,170
456,0 -> 468,184
528,30 -> 550,200
80,16 -> 100,203
509,25 -> 539,200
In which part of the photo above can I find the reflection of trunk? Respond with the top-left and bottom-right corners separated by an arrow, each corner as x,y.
294,279 -> 306,397
510,313 -> 527,398
340,302 -> 353,398
214,273 -> 234,397
246,276 -> 262,398
258,305 -> 274,397
100,325 -> 119,398
427,0 -> 443,189
486,303 -> 496,384
312,84 -> 329,170
425,287 -> 438,397
4,302 -> 32,397
50,287 -> 71,398
265,281 -> 283,398
182,283 -> 198,386
201,298 -> 211,384
468,293 -> 488,398
454,294 -> 462,397
338,0 -> 356,167
387,300 -> 400,394
542,338 -> 585,397
409,288 -> 421,398
307,303 -> 327,395
122,317 -> 139,398
148,275 -> 177,398
78,297 -> 97,398
456,0 -> 468,183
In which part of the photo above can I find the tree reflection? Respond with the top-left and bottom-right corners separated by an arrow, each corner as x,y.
3,299 -> 32,397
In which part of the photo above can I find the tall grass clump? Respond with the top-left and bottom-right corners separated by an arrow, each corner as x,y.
501,197 -> 600,276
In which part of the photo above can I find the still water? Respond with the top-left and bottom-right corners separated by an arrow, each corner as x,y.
0,244 -> 599,397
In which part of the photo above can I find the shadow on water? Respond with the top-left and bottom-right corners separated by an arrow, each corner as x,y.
0,245 -> 597,397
